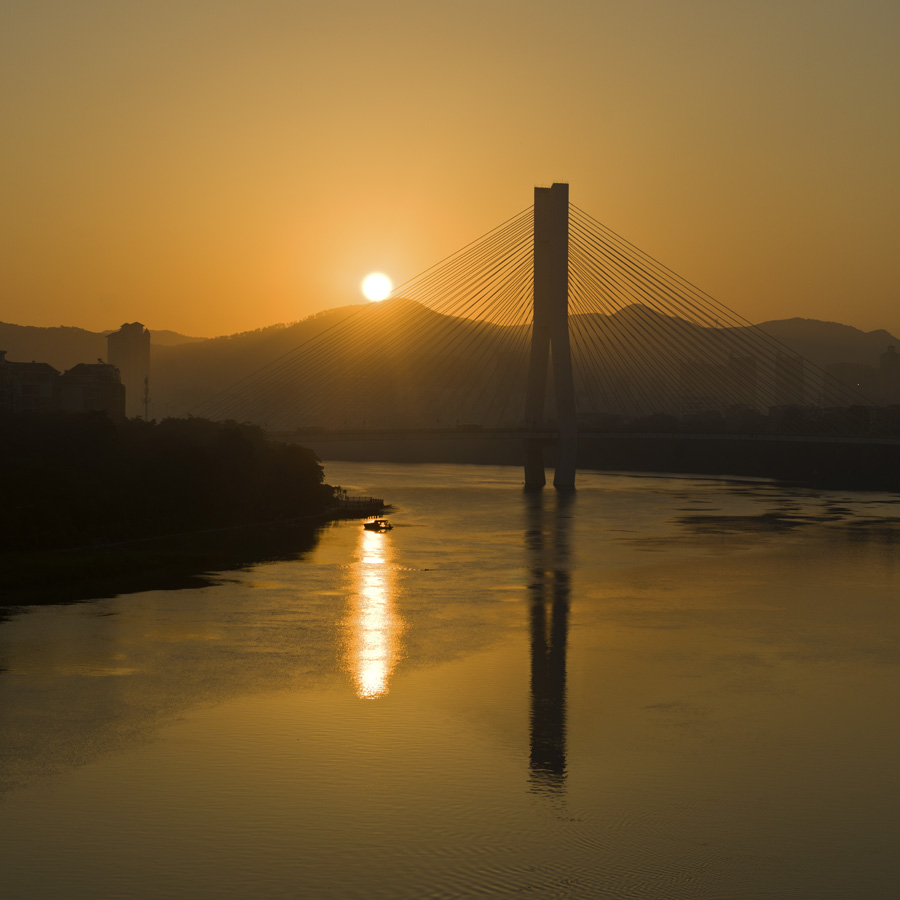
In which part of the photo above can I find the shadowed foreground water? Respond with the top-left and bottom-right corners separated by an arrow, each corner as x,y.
2,463 -> 899,899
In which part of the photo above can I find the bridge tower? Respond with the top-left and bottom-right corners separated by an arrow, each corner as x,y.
524,183 -> 577,488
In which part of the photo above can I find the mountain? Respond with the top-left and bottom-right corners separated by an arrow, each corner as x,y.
148,301 -> 516,422
147,329 -> 206,347
149,302 -> 900,426
751,317 -> 899,368
0,323 -> 204,372
602,310 -> 900,369
0,323 -> 107,372
149,306 -> 371,416
5,306 -> 900,423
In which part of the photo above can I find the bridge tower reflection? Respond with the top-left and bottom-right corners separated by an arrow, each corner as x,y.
526,490 -> 573,792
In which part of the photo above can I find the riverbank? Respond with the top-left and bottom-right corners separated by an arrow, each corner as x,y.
1,499 -> 387,610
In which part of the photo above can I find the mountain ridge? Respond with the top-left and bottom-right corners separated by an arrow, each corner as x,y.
4,307 -> 899,419
0,322 -> 204,373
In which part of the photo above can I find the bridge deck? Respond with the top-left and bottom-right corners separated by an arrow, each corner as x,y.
270,428 -> 900,447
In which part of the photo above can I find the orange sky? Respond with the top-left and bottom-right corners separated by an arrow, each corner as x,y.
2,0 -> 898,337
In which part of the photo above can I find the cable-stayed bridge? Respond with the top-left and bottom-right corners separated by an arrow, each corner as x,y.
193,184 -> 893,487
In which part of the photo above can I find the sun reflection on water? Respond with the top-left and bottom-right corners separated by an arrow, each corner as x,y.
345,527 -> 403,699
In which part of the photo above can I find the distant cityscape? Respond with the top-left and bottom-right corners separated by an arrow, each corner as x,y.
0,322 -> 149,419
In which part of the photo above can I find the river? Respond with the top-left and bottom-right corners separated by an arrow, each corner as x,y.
2,462 -> 899,899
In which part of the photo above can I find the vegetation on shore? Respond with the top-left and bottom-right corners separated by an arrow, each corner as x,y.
1,412 -> 336,553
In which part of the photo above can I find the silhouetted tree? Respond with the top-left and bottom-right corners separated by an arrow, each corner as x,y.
0,412 -> 335,550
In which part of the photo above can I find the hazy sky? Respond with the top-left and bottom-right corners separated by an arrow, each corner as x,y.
3,0 -> 898,337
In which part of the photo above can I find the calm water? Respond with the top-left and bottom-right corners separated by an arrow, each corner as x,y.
2,463 -> 900,899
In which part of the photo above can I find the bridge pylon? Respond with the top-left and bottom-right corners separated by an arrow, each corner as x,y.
524,183 -> 577,489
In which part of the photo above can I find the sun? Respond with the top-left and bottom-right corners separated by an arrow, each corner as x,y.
362,272 -> 392,302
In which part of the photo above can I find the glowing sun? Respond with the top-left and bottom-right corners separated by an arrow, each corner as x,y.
362,272 -> 392,301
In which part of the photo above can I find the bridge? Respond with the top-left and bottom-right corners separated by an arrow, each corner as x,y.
194,184 -> 896,488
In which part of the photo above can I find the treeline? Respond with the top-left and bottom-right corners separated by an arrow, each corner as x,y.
578,432 -> 900,490
1,413 -> 335,550
584,404 -> 900,437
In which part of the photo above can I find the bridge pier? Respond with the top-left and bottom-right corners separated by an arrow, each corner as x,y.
525,183 -> 577,489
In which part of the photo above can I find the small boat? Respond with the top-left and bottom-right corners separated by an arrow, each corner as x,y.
364,518 -> 392,532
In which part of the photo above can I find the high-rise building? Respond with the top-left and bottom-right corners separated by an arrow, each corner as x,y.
107,323 -> 150,418
0,351 -> 59,411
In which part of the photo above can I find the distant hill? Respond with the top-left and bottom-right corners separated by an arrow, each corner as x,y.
150,306 -> 374,417
0,323 -> 107,372
0,322 -> 205,373
603,309 -> 900,369
5,308 -> 899,421
147,302 -> 900,426
147,329 -> 206,347
751,317 -> 899,367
